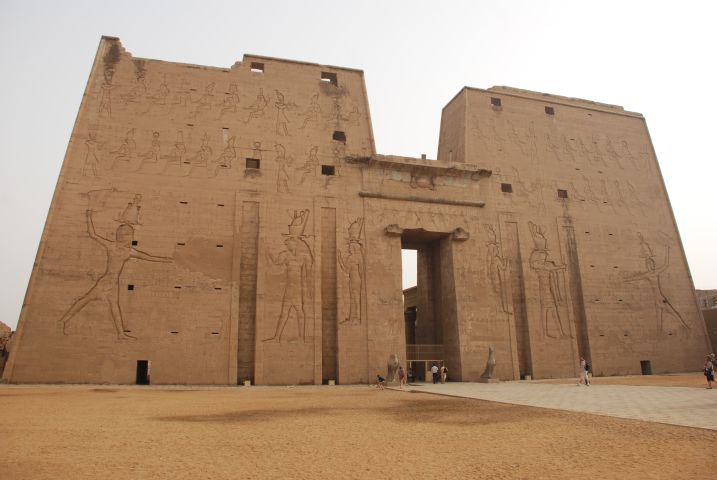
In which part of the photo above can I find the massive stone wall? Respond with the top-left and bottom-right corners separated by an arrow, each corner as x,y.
2,37 -> 711,385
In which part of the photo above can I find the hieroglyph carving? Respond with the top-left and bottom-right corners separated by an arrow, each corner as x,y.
484,224 -> 511,314
264,210 -> 314,343
624,233 -> 690,332
275,144 -> 293,193
245,88 -> 267,124
59,205 -> 172,339
274,90 -> 296,136
338,217 -> 364,325
83,133 -> 100,176
528,221 -> 570,339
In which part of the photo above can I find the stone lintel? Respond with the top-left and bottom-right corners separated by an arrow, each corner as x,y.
360,191 -> 485,208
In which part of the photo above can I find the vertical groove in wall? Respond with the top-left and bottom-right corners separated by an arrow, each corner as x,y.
506,222 -> 532,377
321,208 -> 338,382
237,201 -> 259,383
565,226 -> 590,361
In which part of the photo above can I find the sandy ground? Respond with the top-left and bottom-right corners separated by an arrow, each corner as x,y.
1,385 -> 714,480
534,372 -> 711,388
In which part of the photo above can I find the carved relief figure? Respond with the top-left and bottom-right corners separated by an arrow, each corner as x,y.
338,217 -> 365,325
111,129 -> 136,168
484,224 -> 511,314
212,136 -> 236,177
545,132 -> 561,163
169,130 -> 187,169
561,135 -> 577,163
300,94 -> 322,129
528,221 -> 569,339
274,90 -> 294,136
326,96 -> 348,129
142,74 -> 170,115
410,172 -> 436,190
172,78 -> 192,109
219,83 -> 240,118
624,233 -> 689,332
245,88 -> 267,123
187,133 -> 212,175
297,146 -> 319,185
193,82 -> 215,117
264,210 -> 314,343
117,194 -> 142,225
275,144 -> 292,193
83,133 -> 100,176
138,131 -> 161,170
604,136 -> 625,169
120,64 -> 148,106
98,68 -> 114,117
59,209 -> 171,339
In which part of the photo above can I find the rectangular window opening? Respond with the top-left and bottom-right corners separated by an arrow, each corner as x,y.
501,183 -> 512,193
131,240 -> 138,246
174,286 -> 182,289
545,106 -> 555,115
320,72 -> 338,86
246,158 -> 261,169
217,204 -> 224,207
211,332 -> 220,335
557,189 -> 568,199
216,244 -> 224,248
321,165 -> 336,176
332,131 -> 346,143
170,331 -> 179,334
177,242 -> 185,246
491,97 -> 502,108
250,62 -> 264,73
127,284 -> 134,291
179,201 -> 188,205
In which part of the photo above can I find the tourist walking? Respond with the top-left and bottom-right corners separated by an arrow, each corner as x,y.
376,374 -> 386,390
704,355 -> 715,389
440,365 -> 448,383
397,365 -> 406,389
431,363 -> 439,384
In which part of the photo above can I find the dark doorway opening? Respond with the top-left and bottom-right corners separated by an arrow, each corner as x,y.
640,360 -> 652,375
401,228 -> 460,380
136,360 -> 150,385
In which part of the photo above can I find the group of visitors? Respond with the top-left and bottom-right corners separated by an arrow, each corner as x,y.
376,363 -> 450,389
431,363 -> 448,384
375,365 -> 408,389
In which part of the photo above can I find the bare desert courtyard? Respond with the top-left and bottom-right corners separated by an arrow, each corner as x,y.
1,380 -> 714,480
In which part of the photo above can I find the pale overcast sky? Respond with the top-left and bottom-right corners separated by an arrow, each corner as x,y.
1,0 -> 715,329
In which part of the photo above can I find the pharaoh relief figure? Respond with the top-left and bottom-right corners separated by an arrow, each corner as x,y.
60,205 -> 171,339
528,221 -> 570,339
264,210 -> 314,343
624,233 -> 690,333
484,224 -> 511,314
338,217 -> 365,325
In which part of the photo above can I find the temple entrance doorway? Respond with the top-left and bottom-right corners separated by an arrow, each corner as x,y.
401,228 -> 460,381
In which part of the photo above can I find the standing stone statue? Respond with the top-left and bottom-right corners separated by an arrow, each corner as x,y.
480,346 -> 496,379
387,353 -> 400,383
